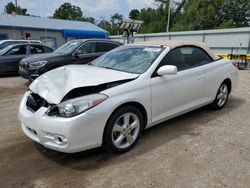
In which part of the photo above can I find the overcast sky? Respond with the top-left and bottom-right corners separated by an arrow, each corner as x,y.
0,0 -> 157,20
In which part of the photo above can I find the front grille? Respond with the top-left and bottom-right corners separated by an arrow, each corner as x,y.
26,93 -> 48,112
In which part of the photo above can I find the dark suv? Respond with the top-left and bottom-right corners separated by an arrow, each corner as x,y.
19,39 -> 123,81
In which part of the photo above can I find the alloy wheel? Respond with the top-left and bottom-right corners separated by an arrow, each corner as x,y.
111,112 -> 140,149
216,84 -> 228,107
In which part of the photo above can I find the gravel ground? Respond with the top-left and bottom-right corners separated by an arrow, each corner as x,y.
0,71 -> 249,188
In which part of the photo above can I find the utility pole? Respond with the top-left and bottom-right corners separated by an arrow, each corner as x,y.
166,0 -> 171,32
14,0 -> 18,13
15,0 -> 17,9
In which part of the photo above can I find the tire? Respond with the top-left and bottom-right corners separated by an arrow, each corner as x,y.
211,82 -> 229,110
103,106 -> 143,154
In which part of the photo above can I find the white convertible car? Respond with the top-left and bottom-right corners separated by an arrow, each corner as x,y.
19,40 -> 238,153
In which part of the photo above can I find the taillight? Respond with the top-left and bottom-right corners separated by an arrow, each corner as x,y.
232,62 -> 239,69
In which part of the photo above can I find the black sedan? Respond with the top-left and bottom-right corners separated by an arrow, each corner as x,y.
0,43 -> 53,75
19,39 -> 123,81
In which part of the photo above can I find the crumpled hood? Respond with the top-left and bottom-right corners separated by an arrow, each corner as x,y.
29,65 -> 138,104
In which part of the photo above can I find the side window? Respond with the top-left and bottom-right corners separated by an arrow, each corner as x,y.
79,42 -> 96,54
164,48 -> 188,71
14,41 -> 28,44
192,47 -> 212,66
0,42 -> 12,50
30,46 -> 44,54
44,46 -> 53,53
109,43 -> 119,50
95,42 -> 119,52
163,46 -> 213,71
4,46 -> 27,55
96,42 -> 110,52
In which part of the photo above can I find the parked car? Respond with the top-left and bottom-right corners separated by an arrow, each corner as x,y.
18,40 -> 238,154
0,43 -> 53,75
19,39 -> 123,81
0,39 -> 41,52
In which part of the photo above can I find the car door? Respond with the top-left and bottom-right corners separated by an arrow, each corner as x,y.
73,41 -> 120,64
0,45 -> 27,74
187,46 -> 215,103
150,46 -> 206,123
73,42 -> 98,64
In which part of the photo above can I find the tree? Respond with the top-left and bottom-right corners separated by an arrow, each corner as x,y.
52,3 -> 83,20
85,17 -> 96,24
154,0 -> 187,31
97,13 -> 123,35
218,0 -> 250,28
127,1 -> 188,33
110,13 -> 123,35
128,6 -> 167,33
171,0 -> 225,31
129,9 -> 140,19
171,0 -> 250,31
97,18 -> 111,32
111,13 -> 123,23
4,2 -> 28,15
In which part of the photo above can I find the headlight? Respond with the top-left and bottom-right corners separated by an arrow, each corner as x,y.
46,93 -> 108,117
29,60 -> 48,68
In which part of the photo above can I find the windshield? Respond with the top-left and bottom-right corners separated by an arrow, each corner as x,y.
90,46 -> 163,74
53,40 -> 82,54
0,45 -> 13,56
0,42 -> 9,50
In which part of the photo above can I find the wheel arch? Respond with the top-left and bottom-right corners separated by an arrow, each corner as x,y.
222,78 -> 232,94
102,101 -> 148,145
107,101 -> 148,129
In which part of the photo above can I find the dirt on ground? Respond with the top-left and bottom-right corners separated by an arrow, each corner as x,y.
0,71 -> 249,188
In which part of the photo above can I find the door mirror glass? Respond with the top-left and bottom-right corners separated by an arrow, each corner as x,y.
157,65 -> 177,76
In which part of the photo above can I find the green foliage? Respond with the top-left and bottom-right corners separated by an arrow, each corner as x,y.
111,13 -> 123,22
84,17 -> 96,24
130,6 -> 167,33
218,0 -> 250,28
52,2 -> 83,20
4,2 -> 28,15
126,0 -> 250,33
97,13 -> 123,35
129,9 -> 140,19
171,0 -> 223,30
98,19 -> 111,32
171,0 -> 250,31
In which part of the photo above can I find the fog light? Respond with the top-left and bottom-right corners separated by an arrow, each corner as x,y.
44,133 -> 68,146
55,136 -> 63,144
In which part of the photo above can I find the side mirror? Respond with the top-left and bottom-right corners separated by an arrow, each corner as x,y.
75,49 -> 83,55
157,65 -> 177,76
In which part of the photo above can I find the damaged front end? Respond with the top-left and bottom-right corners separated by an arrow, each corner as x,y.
26,78 -> 135,118
46,93 -> 108,117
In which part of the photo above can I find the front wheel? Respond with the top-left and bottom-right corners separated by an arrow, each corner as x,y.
103,106 -> 143,154
211,83 -> 229,110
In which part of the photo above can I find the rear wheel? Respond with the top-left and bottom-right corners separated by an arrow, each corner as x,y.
103,106 -> 143,154
211,83 -> 229,110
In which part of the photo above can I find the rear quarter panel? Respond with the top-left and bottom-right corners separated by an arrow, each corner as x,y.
202,58 -> 238,102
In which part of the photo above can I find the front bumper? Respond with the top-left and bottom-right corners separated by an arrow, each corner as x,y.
18,66 -> 44,81
18,92 -> 108,153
